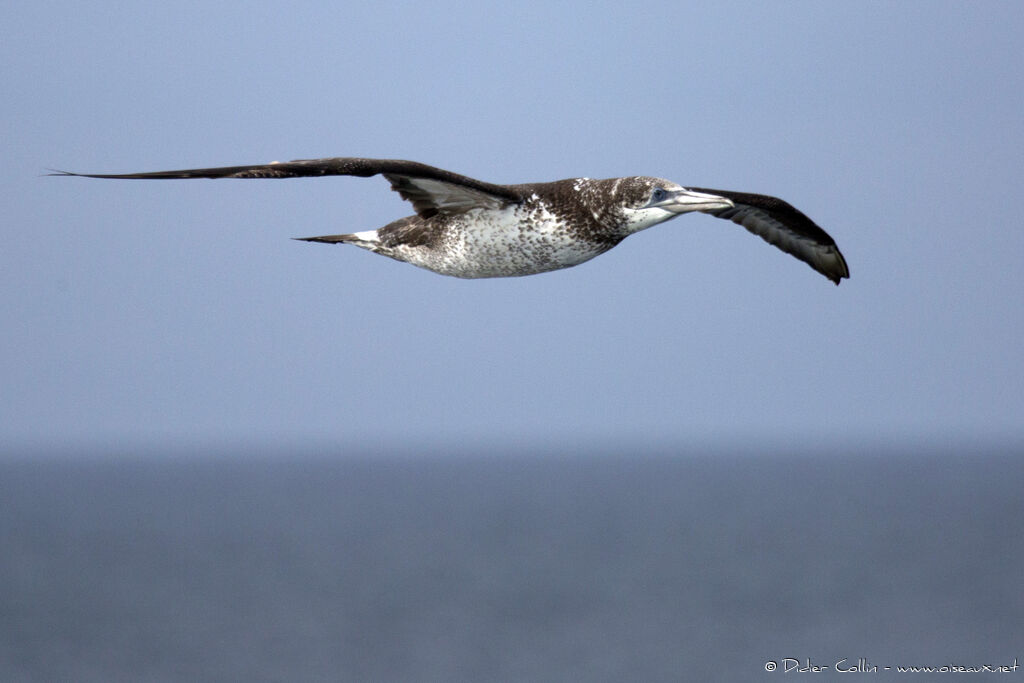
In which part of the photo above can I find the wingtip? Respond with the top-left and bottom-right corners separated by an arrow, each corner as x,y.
827,270 -> 848,286
817,246 -> 849,286
832,253 -> 850,285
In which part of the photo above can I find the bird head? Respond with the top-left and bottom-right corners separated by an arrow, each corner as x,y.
615,177 -> 734,234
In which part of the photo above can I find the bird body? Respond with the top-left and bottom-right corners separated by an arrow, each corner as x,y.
337,199 -> 613,279
316,176 -> 730,278
52,157 -> 849,284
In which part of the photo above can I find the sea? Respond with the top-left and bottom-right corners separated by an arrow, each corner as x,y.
1,444 -> 1021,682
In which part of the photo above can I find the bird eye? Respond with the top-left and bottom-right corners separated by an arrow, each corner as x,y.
651,188 -> 666,202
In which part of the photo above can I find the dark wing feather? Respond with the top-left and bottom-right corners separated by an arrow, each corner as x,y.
689,188 -> 849,285
49,157 -> 523,219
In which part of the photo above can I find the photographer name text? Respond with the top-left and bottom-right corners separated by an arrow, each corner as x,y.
764,658 -> 1019,674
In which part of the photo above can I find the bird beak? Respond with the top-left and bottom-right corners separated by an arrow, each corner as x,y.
660,188 -> 734,214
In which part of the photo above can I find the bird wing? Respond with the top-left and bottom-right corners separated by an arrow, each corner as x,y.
688,188 -> 850,285
50,157 -> 523,220
380,174 -> 511,218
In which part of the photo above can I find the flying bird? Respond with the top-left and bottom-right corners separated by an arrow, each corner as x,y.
52,157 -> 849,284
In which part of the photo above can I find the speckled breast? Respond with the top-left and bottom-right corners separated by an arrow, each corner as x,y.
398,205 -> 612,279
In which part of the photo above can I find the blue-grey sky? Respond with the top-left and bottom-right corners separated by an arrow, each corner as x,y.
3,2 -> 1022,452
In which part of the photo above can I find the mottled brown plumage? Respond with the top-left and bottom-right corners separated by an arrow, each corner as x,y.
51,157 -> 849,283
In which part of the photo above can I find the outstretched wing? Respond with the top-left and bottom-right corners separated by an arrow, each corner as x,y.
689,188 -> 849,285
50,157 -> 524,219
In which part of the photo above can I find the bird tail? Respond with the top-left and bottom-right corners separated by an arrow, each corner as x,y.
293,234 -> 354,244
293,229 -> 380,245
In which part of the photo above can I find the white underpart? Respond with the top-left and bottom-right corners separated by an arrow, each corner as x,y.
619,206 -> 678,234
387,202 -> 608,278
350,229 -> 380,242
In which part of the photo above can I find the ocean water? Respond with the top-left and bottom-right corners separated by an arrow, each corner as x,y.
1,446 -> 1021,681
